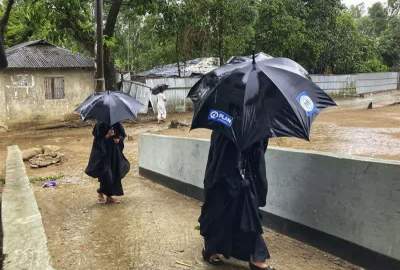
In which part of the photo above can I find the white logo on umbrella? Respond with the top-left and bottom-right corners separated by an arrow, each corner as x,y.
208,110 -> 233,127
209,111 -> 219,119
299,95 -> 314,112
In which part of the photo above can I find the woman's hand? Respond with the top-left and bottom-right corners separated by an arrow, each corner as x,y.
105,129 -> 114,139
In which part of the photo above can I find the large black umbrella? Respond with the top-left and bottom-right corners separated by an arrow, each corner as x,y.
75,91 -> 144,125
188,53 -> 336,151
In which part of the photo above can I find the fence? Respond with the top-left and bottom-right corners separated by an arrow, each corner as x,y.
122,72 -> 400,114
310,72 -> 399,96
122,77 -> 199,114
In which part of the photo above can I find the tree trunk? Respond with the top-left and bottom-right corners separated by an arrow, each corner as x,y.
104,46 -> 117,89
95,0 -> 105,91
104,0 -> 122,90
217,7 -> 224,66
0,0 -> 15,70
0,36 -> 6,69
176,32 -> 181,77
218,33 -> 223,66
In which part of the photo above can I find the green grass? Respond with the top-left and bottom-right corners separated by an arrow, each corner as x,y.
29,174 -> 64,183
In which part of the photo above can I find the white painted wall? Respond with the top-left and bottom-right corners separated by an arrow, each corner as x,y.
139,133 -> 400,261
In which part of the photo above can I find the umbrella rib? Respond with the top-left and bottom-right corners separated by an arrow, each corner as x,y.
118,95 -> 142,115
109,93 -> 143,124
82,96 -> 107,121
261,58 -> 309,78
258,65 -> 314,135
75,94 -> 103,113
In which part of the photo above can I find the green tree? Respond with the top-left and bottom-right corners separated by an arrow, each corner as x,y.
0,0 -> 15,69
380,16 -> 400,69
1,0 -> 399,75
368,2 -> 388,35
255,0 -> 307,60
349,3 -> 365,18
207,0 -> 256,64
388,0 -> 400,17
302,0 -> 343,73
330,11 -> 387,73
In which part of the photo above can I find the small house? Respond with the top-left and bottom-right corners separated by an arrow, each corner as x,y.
0,40 -> 95,127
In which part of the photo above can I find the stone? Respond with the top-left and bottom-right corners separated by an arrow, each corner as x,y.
169,120 -> 189,129
63,112 -> 80,122
22,147 -> 43,161
29,153 -> 63,168
0,124 -> 8,132
42,145 -> 61,154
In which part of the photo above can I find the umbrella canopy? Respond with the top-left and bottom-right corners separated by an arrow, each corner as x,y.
188,53 -> 336,151
75,91 -> 144,125
151,84 -> 169,95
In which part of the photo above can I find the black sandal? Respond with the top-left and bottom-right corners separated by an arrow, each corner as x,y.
202,249 -> 223,265
249,262 -> 275,270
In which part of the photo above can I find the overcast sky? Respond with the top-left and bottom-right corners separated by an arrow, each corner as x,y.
342,0 -> 386,9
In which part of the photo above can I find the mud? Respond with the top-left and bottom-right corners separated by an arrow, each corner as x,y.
160,105 -> 400,161
1,96 -> 398,269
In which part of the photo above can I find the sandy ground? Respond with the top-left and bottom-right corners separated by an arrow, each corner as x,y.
159,105 -> 400,161
1,96 -> 399,269
32,176 -> 360,270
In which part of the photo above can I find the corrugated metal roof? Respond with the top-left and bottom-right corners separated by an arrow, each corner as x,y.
137,57 -> 220,78
5,40 -> 95,70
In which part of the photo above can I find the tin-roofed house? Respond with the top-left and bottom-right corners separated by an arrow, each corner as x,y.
0,40 -> 95,127
122,57 -> 219,114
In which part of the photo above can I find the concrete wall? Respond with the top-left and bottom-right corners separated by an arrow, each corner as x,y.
0,69 -> 94,126
138,133 -> 400,261
0,73 -> 7,126
3,145 -> 54,269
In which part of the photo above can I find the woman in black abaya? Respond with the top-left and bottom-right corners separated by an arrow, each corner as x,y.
199,131 -> 273,270
85,122 -> 130,204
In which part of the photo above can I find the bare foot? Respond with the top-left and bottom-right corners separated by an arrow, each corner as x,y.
250,259 -> 274,270
202,249 -> 223,265
106,197 -> 121,204
97,193 -> 106,204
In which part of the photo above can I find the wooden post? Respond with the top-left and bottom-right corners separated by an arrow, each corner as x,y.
95,0 -> 105,92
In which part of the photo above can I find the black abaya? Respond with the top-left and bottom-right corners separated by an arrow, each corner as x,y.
85,122 -> 130,196
199,131 -> 270,261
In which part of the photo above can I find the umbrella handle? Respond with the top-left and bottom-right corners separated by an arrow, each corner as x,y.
238,152 -> 246,180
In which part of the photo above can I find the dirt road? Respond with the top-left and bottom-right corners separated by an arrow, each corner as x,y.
33,175 -> 359,270
1,99 -> 399,269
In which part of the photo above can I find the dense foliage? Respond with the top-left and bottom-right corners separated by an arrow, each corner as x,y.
0,0 -> 399,81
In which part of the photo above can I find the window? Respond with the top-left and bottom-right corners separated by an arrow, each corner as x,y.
12,74 -> 34,88
44,77 -> 65,99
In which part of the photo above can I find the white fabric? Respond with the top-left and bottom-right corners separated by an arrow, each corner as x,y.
157,93 -> 167,121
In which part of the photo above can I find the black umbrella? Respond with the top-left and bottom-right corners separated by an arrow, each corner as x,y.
188,52 -> 336,151
151,84 -> 169,95
75,91 -> 144,125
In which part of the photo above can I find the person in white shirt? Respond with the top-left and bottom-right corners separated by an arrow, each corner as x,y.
157,91 -> 167,123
